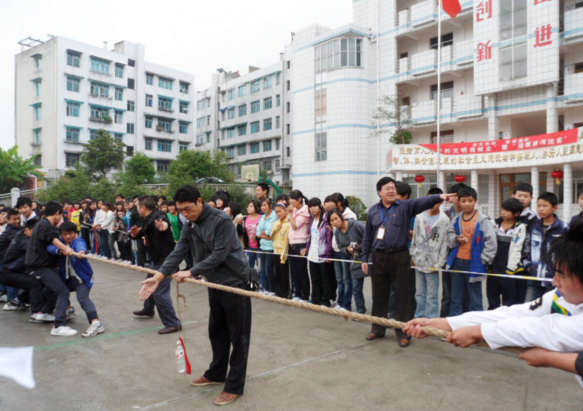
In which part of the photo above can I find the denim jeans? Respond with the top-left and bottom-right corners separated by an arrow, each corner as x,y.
99,230 -> 110,258
449,259 -> 483,316
247,247 -> 259,270
107,232 -> 118,259
414,269 -> 440,318
525,280 -> 554,303
333,252 -> 352,310
258,250 -> 275,293
31,267 -> 70,327
352,278 -> 366,314
90,230 -> 97,254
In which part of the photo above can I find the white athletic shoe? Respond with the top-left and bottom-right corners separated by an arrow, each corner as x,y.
292,297 -> 301,302
29,312 -> 56,323
0,294 -> 7,302
51,326 -> 78,336
82,321 -> 105,338
67,307 -> 77,320
3,302 -> 19,311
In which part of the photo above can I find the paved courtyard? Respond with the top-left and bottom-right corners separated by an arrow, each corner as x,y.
0,260 -> 581,411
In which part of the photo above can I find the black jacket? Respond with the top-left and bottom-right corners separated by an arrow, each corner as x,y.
569,212 -> 582,227
3,231 -> 29,272
25,218 -> 61,271
130,208 -> 141,229
132,209 -> 174,266
0,224 -> 21,261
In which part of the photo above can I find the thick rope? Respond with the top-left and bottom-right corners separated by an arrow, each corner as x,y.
75,252 -> 525,354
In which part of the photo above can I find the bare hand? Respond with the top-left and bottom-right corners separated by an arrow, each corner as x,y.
173,270 -> 193,283
457,235 -> 469,244
518,348 -> 552,368
347,246 -> 354,254
404,318 -> 452,338
139,277 -> 160,301
440,193 -> 458,203
61,247 -> 74,257
447,325 -> 483,347
155,219 -> 169,231
130,225 -> 142,237
77,250 -> 86,260
362,262 -> 369,275
235,216 -> 243,225
300,249 -> 307,256
287,205 -> 294,214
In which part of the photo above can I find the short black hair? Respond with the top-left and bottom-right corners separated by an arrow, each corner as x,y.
513,183 -> 533,195
138,196 -> 157,210
59,221 -> 78,233
257,183 -> 269,193
577,188 -> 583,199
161,201 -> 169,206
15,197 -> 32,209
247,200 -> 260,213
167,200 -> 176,207
158,195 -> 167,201
427,187 -> 443,196
6,209 -> 20,219
501,198 -> 523,215
396,181 -> 412,199
550,221 -> 583,284
449,182 -> 467,194
115,193 -> 125,199
376,177 -> 396,192
538,192 -> 558,207
458,187 -> 477,200
229,201 -> 242,217
24,218 -> 38,230
44,201 -> 63,217
207,195 -> 218,204
276,193 -> 289,203
132,195 -> 140,201
174,185 -> 202,204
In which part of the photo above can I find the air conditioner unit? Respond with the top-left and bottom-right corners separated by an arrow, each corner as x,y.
566,124 -> 574,130
241,164 -> 260,182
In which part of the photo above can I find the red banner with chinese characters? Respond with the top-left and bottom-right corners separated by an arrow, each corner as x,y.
420,129 -> 579,155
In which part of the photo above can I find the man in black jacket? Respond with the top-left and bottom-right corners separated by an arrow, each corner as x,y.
139,185 -> 252,407
0,209 -> 22,261
131,195 -> 147,267
130,196 -> 181,334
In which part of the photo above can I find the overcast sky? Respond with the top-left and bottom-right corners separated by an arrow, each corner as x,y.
0,0 -> 353,150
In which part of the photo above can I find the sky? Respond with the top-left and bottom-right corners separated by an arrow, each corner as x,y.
0,0 -> 353,150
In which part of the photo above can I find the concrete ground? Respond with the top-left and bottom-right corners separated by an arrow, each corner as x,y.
0,260 -> 581,411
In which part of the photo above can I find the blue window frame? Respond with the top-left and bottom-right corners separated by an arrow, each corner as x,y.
263,140 -> 272,151
158,96 -> 173,111
228,108 -> 235,119
251,101 -> 260,113
197,117 -> 205,127
115,64 -> 124,78
264,97 -> 272,110
159,77 -> 173,90
238,85 -> 247,97
89,129 -> 97,140
251,121 -> 260,133
264,118 -> 272,131
66,102 -> 80,117
251,81 -> 260,93
264,76 -> 273,89
157,140 -> 172,152
146,73 -> 154,85
90,83 -> 109,98
67,51 -> 81,67
127,100 -> 135,111
228,89 -> 235,100
238,104 -> 247,116
66,127 -> 80,143
34,105 -> 42,120
145,116 -> 153,128
90,58 -> 110,75
237,145 -> 246,155
34,80 -> 42,96
179,101 -> 189,114
158,119 -> 172,132
34,128 -> 42,145
146,94 -> 153,107
179,122 -> 188,134
145,138 -> 153,150
227,128 -> 235,138
127,123 -> 135,134
114,133 -> 123,143
67,77 -> 79,92
250,142 -> 260,153
238,125 -> 247,136
276,94 -> 281,106
115,87 -> 123,101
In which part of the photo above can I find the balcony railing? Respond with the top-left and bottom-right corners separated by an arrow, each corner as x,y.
398,39 -> 474,80
158,106 -> 174,113
89,116 -> 112,124
564,72 -> 583,104
564,8 -> 583,42
89,92 -> 112,100
410,96 -> 484,126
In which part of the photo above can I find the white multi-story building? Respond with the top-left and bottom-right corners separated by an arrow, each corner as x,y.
289,0 -> 583,220
15,37 -> 195,179
195,54 -> 293,186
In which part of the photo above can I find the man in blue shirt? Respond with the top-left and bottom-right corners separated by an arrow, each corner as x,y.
362,177 -> 455,347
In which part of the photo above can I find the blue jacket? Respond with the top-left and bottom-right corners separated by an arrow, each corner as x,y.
47,237 -> 94,288
446,212 -> 497,281
524,215 -> 569,279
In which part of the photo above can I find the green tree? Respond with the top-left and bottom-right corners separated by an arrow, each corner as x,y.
39,165 -> 92,202
81,129 -> 125,181
346,196 -> 368,221
90,177 -> 115,202
0,146 -> 45,193
167,150 -> 232,193
372,93 -> 413,144
123,153 -> 156,184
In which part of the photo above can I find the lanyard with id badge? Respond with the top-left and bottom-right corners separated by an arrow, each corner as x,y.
377,203 -> 394,240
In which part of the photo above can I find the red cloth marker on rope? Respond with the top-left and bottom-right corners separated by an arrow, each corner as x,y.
180,337 -> 192,375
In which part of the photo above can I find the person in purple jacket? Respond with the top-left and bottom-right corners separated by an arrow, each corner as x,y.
48,221 -> 105,338
301,198 -> 334,306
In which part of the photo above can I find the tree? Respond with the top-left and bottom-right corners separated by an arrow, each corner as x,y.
39,164 -> 92,202
122,153 -> 156,185
0,146 -> 45,193
372,94 -> 413,144
167,150 -> 232,193
90,177 -> 115,202
346,196 -> 368,221
81,129 -> 125,181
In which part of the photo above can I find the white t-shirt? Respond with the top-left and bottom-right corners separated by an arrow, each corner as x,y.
308,219 -> 321,263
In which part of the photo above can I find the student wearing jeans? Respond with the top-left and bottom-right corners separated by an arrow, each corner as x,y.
256,199 -> 278,294
244,201 -> 261,270
287,190 -> 311,302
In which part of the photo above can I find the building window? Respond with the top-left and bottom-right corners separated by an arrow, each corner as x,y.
179,101 -> 189,114
158,119 -> 172,132
180,82 -> 189,94
263,160 -> 272,172
430,33 -> 454,50
89,130 -> 97,140
158,140 -> 172,152
146,94 -> 153,107
33,155 -> 42,166
315,88 -> 327,117
430,130 -> 454,144
250,142 -> 260,153
430,81 -> 454,100
159,77 -> 173,90
65,77 -> 78,92
264,140 -> 272,151
264,118 -> 272,131
179,142 -> 189,152
237,145 -> 246,155
157,161 -> 170,172
287,102 -> 290,113
127,123 -> 135,134
228,89 -> 235,100
67,51 -> 81,67
33,80 -> 42,96
145,116 -> 153,128
197,99 -> 206,110
114,133 -> 123,143
66,102 -> 80,117
66,127 -> 80,143
287,147 -> 291,157
179,122 -> 188,134
35,56 -> 42,69
275,139 -> 280,150
115,87 -> 123,101
287,80 -> 290,91
34,128 -> 42,145
126,146 -> 134,156
239,104 -> 247,117
315,38 -> 362,73
238,125 -> 247,136
197,117 -> 205,128
115,64 -> 124,78
145,138 -> 153,150
65,153 -> 80,167
90,83 -> 109,98
228,108 -> 235,119
500,0 -> 527,80
238,85 -> 247,97
276,94 -> 281,107
275,116 -> 280,129
90,58 -> 110,75
251,81 -> 261,93
90,107 -> 108,120
127,78 -> 135,90
207,115 -> 211,125
196,134 -> 205,145
286,123 -> 290,135
127,100 -> 135,111
275,159 -> 281,172
227,128 -> 236,138
146,73 -> 154,85
315,132 -> 327,161
264,97 -> 272,110
158,96 -> 173,112
251,101 -> 260,113
264,76 -> 273,89
115,111 -> 123,124
251,121 -> 260,133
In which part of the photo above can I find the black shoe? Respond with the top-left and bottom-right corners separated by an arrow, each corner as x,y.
158,325 -> 182,335
133,309 -> 154,318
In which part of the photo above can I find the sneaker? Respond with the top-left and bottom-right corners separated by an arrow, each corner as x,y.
3,302 -> 19,311
330,300 -> 338,308
82,321 -> 105,338
267,292 -> 276,296
292,297 -> 301,302
0,294 -> 7,303
67,307 -> 77,320
51,326 -> 78,336
29,312 -> 56,323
